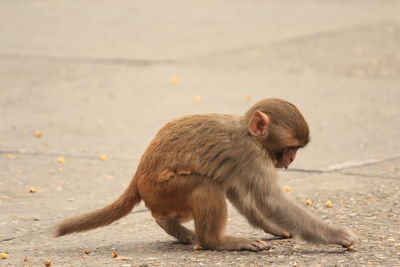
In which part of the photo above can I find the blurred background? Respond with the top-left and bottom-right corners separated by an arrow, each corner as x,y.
1,0 -> 399,170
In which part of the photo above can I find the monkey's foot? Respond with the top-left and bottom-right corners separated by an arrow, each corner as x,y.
216,237 -> 271,252
156,219 -> 196,245
177,233 -> 196,245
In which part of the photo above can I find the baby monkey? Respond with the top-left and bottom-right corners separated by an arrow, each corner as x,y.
54,98 -> 357,251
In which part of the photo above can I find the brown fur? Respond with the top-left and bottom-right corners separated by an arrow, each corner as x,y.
54,98 -> 357,251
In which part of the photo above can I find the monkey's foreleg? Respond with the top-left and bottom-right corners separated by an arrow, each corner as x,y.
248,174 -> 357,247
226,188 -> 291,238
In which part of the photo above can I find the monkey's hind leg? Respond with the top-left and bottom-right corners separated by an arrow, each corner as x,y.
156,219 -> 196,245
191,181 -> 270,252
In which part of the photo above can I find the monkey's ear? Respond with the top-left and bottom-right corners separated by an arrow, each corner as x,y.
248,110 -> 270,137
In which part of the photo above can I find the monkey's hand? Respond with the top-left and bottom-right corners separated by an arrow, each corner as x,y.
330,227 -> 358,247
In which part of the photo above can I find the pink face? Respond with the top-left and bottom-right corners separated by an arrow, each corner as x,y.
275,147 -> 299,169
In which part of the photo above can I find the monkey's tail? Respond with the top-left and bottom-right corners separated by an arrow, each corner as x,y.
53,178 -> 142,237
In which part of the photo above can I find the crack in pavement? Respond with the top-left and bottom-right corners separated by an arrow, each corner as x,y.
0,228 -> 49,243
1,20 -> 398,68
183,20 -> 400,63
2,150 -> 399,179
0,208 -> 150,243
0,150 -> 137,162
282,156 -> 400,179
284,169 -> 399,180
0,52 -> 181,67
2,150 -> 398,169
0,237 -> 16,243
337,171 -> 399,180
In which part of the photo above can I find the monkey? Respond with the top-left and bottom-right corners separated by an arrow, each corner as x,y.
54,98 -> 357,251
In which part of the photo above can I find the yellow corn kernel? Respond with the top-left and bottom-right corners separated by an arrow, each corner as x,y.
170,76 -> 179,84
34,131 -> 42,137
29,187 -> 37,193
193,96 -> 202,103
284,186 -> 292,192
305,200 -> 313,206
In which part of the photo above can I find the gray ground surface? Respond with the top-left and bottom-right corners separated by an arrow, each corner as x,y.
1,0 -> 399,266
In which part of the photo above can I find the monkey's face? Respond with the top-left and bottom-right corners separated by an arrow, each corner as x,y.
274,146 -> 300,169
246,105 -> 309,170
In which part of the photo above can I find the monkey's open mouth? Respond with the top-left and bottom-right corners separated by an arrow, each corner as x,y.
275,151 -> 285,168
276,151 -> 283,161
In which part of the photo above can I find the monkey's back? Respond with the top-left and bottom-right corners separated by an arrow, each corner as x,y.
135,114 -> 239,182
